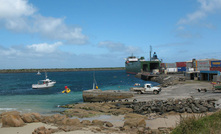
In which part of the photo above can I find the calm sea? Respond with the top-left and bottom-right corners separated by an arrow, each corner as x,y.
0,70 -> 158,114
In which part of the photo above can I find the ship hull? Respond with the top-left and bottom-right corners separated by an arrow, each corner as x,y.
125,61 -> 161,74
125,61 -> 141,74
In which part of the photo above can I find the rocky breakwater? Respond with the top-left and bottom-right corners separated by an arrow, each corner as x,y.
122,98 -> 218,115
62,98 -> 218,118
82,89 -> 134,102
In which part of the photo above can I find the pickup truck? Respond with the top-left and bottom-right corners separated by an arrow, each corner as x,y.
130,83 -> 161,94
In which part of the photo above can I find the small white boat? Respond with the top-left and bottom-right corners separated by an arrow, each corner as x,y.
32,72 -> 56,89
37,71 -> 41,75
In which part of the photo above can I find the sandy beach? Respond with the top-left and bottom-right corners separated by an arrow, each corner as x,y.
0,114 -> 180,134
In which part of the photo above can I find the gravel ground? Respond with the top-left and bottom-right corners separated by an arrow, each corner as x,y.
129,80 -> 221,107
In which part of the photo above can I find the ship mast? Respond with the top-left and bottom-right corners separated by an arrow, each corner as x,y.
149,45 -> 152,61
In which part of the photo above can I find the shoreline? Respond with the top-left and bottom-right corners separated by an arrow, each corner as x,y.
1,81 -> 221,134
0,67 -> 125,73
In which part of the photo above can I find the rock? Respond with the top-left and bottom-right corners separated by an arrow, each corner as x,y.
58,126 -> 77,132
119,127 -> 125,131
52,114 -> 67,125
92,120 -> 104,126
2,114 -> 25,127
21,113 -> 33,123
42,114 -> 67,125
95,128 -> 101,131
105,121 -> 113,127
60,118 -> 81,126
123,125 -> 131,131
186,107 -> 193,113
62,108 -> 101,118
178,107 -> 185,113
166,106 -> 174,112
198,106 -> 208,113
41,116 -> 55,124
81,120 -> 92,125
0,111 -> 20,117
21,113 -> 42,123
208,107 -> 217,112
0,111 -> 20,125
110,107 -> 133,115
124,118 -> 146,128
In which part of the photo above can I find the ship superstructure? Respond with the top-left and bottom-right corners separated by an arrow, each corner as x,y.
125,51 -> 161,74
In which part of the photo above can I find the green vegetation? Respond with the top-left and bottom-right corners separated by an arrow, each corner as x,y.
171,110 -> 221,134
0,67 -> 125,73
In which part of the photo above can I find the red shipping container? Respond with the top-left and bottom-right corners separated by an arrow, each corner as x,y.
161,63 -> 166,68
176,62 -> 186,67
210,67 -> 221,72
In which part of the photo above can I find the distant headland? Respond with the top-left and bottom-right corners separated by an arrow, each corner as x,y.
0,67 -> 125,73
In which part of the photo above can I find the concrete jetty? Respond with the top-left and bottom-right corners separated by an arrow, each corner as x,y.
82,89 -> 134,102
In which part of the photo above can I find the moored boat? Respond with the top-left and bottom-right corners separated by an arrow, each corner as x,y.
36,71 -> 41,75
32,72 -> 56,89
125,52 -> 161,74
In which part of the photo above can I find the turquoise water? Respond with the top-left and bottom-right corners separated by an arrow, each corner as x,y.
0,70 -> 158,114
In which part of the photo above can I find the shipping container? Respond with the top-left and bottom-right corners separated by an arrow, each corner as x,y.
161,63 -> 166,68
166,68 -> 178,73
176,62 -> 186,67
196,66 -> 210,71
166,63 -> 176,68
186,68 -> 194,72
186,62 -> 193,68
196,60 -> 210,67
211,61 -> 221,67
177,67 -> 186,72
210,67 -> 221,72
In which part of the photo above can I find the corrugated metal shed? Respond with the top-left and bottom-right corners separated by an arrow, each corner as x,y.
200,71 -> 220,74
200,71 -> 220,81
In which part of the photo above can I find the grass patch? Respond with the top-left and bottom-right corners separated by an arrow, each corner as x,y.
171,111 -> 221,134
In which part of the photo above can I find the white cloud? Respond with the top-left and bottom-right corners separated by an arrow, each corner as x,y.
27,42 -> 62,53
0,44 -> 125,69
0,0 -> 36,19
178,0 -> 221,25
0,47 -> 22,57
0,42 -> 62,59
31,15 -> 88,44
0,0 -> 88,45
98,41 -> 142,54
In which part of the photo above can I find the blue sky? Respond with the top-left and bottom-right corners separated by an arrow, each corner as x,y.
0,0 -> 221,69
